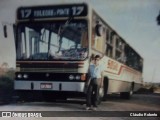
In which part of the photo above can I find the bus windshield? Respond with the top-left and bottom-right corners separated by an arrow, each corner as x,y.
17,20 -> 88,61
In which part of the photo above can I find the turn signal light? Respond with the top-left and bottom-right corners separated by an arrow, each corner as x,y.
81,74 -> 86,81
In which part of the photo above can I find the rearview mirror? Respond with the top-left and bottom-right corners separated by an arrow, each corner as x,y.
95,21 -> 102,36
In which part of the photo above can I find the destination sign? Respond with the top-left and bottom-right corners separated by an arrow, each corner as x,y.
17,4 -> 88,20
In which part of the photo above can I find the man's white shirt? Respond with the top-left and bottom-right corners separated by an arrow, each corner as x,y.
89,64 -> 104,79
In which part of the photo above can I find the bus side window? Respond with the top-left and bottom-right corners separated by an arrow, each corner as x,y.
106,46 -> 113,57
106,29 -> 113,58
124,45 -> 143,72
115,38 -> 125,62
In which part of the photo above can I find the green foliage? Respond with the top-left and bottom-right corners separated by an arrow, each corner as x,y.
4,69 -> 15,79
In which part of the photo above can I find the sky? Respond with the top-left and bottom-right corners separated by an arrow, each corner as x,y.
0,0 -> 160,83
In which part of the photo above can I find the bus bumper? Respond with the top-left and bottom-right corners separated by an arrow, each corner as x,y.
14,80 -> 85,92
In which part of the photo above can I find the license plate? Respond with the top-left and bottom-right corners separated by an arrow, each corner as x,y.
40,83 -> 52,89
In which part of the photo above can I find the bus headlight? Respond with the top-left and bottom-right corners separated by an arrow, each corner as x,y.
23,74 -> 28,79
17,74 -> 22,79
69,75 -> 74,80
75,75 -> 80,80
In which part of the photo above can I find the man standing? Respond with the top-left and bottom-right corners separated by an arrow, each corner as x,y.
86,55 -> 104,110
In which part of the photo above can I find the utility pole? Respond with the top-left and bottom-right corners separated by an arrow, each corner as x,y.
151,67 -> 156,83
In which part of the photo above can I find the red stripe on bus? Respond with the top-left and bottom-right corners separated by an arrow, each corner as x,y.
105,65 -> 141,76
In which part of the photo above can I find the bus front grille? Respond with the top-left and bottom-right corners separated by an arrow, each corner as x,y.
20,68 -> 78,73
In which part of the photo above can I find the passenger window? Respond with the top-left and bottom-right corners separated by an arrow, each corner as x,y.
115,38 -> 123,62
106,29 -> 114,58
124,45 -> 143,72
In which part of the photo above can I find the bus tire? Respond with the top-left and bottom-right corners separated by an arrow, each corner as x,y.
120,83 -> 134,99
102,77 -> 109,101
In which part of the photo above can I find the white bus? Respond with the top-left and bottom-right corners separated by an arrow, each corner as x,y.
6,3 -> 143,101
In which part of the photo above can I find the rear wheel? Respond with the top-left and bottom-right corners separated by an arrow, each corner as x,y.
120,83 -> 134,99
102,78 -> 109,101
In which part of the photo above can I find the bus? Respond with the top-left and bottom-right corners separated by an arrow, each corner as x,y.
10,3 -> 143,101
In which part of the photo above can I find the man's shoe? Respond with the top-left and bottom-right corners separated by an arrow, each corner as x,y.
86,107 -> 91,110
92,107 -> 97,111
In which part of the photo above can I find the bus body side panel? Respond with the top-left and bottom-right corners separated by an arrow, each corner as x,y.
91,8 -> 143,95
107,79 -> 131,93
101,56 -> 143,93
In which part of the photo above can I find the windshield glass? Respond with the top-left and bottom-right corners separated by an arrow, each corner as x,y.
17,20 -> 88,60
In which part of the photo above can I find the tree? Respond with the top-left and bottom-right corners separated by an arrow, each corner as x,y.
1,62 -> 9,70
157,11 -> 160,25
0,62 -> 9,73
